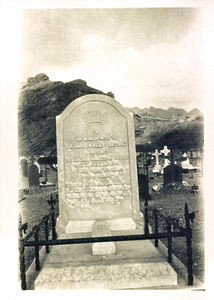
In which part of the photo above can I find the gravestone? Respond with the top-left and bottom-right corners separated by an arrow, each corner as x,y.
19,158 -> 29,190
160,146 -> 171,174
28,163 -> 40,186
163,165 -> 182,187
181,155 -> 195,171
163,149 -> 182,187
152,149 -> 161,173
20,159 -> 28,177
56,94 -> 141,234
35,94 -> 178,289
160,146 -> 170,168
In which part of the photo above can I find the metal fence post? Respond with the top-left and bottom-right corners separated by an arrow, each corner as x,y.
18,222 -> 28,290
48,194 -> 57,240
185,203 -> 195,286
144,204 -> 149,236
51,210 -> 57,240
167,220 -> 172,263
19,237 -> 27,290
34,226 -> 40,271
154,209 -> 159,247
44,216 -> 50,253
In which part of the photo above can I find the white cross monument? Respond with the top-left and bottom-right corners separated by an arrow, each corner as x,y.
160,146 -> 170,173
152,149 -> 162,173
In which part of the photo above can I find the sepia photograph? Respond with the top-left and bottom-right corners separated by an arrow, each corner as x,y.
1,0 -> 214,298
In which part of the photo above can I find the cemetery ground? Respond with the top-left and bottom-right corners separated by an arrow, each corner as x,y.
144,169 -> 204,283
18,169 -> 204,285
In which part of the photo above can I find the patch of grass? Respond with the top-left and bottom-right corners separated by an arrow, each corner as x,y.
19,186 -> 58,270
141,170 -> 204,282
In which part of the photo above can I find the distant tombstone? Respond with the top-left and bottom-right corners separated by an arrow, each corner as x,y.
28,164 -> 40,186
56,94 -> 141,234
163,149 -> 182,187
181,157 -> 194,170
160,146 -> 170,167
20,159 -> 28,177
163,164 -> 182,187
152,149 -> 161,174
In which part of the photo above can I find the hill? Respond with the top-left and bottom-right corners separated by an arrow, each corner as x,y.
128,106 -> 203,120
19,74 -> 203,157
130,106 -> 203,151
18,74 -> 111,156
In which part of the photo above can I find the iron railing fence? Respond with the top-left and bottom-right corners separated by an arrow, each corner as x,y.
19,194 -> 195,290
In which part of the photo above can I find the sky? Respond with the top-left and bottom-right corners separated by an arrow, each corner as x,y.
20,8 -> 203,112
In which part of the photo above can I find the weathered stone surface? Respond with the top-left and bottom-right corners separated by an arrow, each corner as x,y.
65,220 -> 95,234
56,94 -> 140,233
34,239 -> 177,289
92,220 -> 116,255
107,217 -> 136,231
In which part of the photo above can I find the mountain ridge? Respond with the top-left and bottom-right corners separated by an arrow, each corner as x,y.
127,106 -> 202,120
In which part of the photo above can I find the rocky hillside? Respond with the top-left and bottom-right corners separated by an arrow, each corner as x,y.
18,74 -> 113,156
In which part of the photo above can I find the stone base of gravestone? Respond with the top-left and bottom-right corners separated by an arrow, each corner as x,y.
163,165 -> 182,188
35,229 -> 177,289
152,165 -> 161,174
91,220 -> 116,255
57,216 -> 138,236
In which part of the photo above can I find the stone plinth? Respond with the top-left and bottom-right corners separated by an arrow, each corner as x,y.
56,94 -> 140,234
34,238 -> 177,289
152,165 -> 161,174
92,220 -> 116,255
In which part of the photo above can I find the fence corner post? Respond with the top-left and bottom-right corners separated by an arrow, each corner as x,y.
18,223 -> 28,290
144,202 -> 149,236
185,202 -> 195,286
34,226 -> 40,271
167,220 -> 172,263
48,194 -> 57,240
154,209 -> 159,247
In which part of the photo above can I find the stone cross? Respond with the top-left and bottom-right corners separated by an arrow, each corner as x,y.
152,149 -> 161,173
160,146 -> 170,157
153,149 -> 161,166
160,146 -> 170,169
